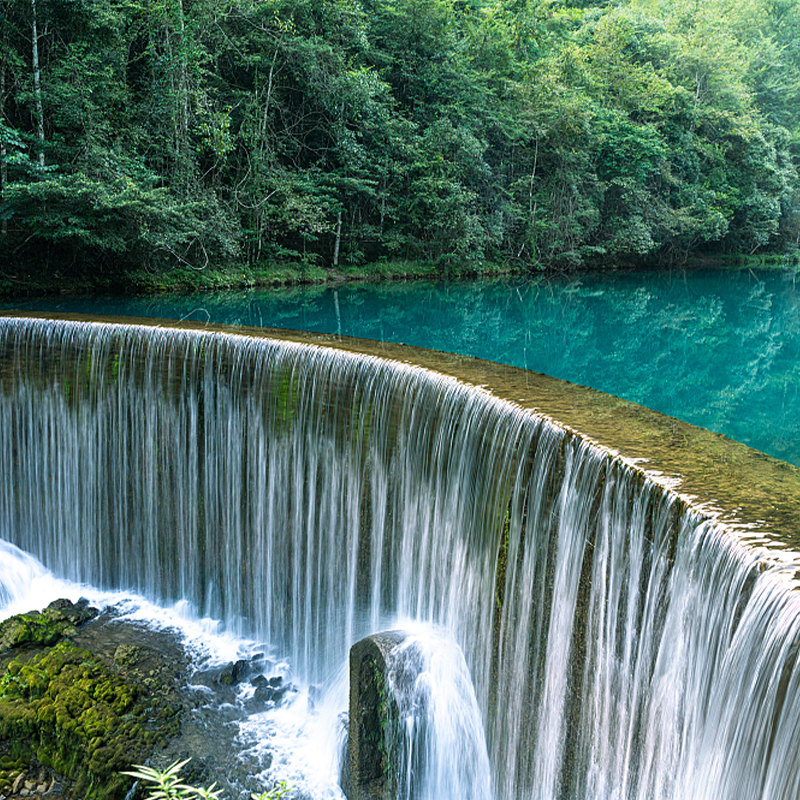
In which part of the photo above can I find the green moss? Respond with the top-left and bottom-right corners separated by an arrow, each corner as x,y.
0,757 -> 26,795
357,654 -> 398,789
0,600 -> 98,653
0,640 -> 181,800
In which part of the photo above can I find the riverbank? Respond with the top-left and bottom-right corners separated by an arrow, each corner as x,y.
0,260 -> 516,298
2,252 -> 795,299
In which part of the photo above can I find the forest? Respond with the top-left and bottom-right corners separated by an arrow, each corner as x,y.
1,0 -> 799,282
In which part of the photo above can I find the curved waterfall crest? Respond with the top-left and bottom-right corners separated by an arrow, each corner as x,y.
1,315 -> 799,800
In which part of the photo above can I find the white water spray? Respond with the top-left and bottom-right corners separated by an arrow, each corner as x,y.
383,623 -> 492,800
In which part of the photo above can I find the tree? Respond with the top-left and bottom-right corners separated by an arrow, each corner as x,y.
1,0 -> 798,278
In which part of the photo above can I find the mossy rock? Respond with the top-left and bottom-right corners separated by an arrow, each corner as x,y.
0,752 -> 27,794
0,599 -> 99,653
0,636 -> 182,800
112,644 -> 141,669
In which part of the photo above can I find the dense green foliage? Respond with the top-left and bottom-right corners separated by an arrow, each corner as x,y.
1,0 -> 799,279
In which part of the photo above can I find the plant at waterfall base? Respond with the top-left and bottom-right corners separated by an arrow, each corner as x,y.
251,782 -> 291,800
122,760 -> 222,799
123,760 -> 292,800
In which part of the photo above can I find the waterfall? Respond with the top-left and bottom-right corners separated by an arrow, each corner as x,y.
1,315 -> 799,800
382,624 -> 492,800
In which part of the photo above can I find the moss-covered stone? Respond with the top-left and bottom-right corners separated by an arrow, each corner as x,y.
0,604 -> 187,800
346,632 -> 405,800
0,599 -> 99,653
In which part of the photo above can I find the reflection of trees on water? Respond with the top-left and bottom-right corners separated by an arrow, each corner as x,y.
4,270 -> 799,465
501,273 -> 800,465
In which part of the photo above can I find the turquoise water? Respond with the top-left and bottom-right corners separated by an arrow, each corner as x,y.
3,269 -> 800,466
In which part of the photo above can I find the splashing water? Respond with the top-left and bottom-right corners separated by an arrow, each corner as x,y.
382,623 -> 492,800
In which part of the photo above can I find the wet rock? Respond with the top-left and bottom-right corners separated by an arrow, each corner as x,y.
0,599 -> 98,653
252,675 -> 297,707
0,757 -> 68,799
252,682 -> 275,703
1,603 -> 282,800
42,598 -> 98,626
219,658 -> 252,685
112,644 -> 141,669
344,631 -> 407,800
0,607 -> 191,800
195,653 -> 271,689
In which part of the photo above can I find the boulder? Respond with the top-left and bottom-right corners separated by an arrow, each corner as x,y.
0,598 -> 98,653
344,631 -> 407,800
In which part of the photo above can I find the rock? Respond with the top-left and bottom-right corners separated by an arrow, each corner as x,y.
0,604 -> 278,800
202,655 -> 265,687
344,631 -> 407,800
42,598 -> 99,626
231,658 -> 252,684
216,663 -> 236,686
0,617 -> 187,800
43,599 -> 72,611
11,774 -> 24,794
0,599 -> 98,653
251,675 -> 297,707
252,683 -> 272,703
112,644 -> 141,669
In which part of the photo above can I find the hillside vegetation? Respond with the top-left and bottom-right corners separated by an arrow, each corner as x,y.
1,0 -> 799,282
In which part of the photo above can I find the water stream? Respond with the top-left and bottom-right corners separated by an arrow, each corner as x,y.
1,316 -> 799,800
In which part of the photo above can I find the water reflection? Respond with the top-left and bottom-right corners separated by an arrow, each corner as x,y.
3,269 -> 799,466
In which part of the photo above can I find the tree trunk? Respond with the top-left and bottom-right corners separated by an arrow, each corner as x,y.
261,47 -> 279,139
525,138 -> 539,263
333,208 -> 343,266
31,0 -> 45,167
